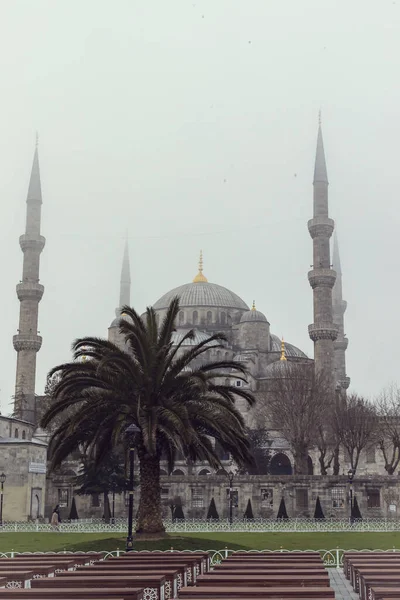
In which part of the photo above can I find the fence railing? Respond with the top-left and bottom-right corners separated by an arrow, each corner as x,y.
2,517 -> 400,533
0,548 -> 399,568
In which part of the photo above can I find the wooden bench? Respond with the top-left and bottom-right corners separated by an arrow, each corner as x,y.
351,567 -> 400,595
0,589 -> 142,600
123,551 -> 210,574
32,574 -> 165,600
87,562 -> 188,589
343,553 -> 400,578
2,557 -> 89,570
177,585 -> 335,598
370,587 -> 400,600
359,575 -> 400,600
195,574 -> 330,588
0,564 -> 55,579
347,558 -> 400,584
213,561 -> 325,571
0,571 -> 34,589
230,552 -> 321,560
72,567 -> 179,599
210,568 -> 328,578
107,555 -> 199,584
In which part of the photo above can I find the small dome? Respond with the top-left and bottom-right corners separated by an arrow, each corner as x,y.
171,329 -> 213,347
240,309 -> 268,323
270,334 -> 307,358
265,360 -> 291,377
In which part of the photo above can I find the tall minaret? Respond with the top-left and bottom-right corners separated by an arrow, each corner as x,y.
119,238 -> 131,309
308,118 -> 338,382
108,239 -> 131,346
13,139 -> 45,423
332,231 -> 350,389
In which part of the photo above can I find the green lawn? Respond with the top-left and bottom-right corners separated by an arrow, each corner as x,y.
0,532 -> 399,554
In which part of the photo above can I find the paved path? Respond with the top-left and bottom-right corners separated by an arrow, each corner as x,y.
329,568 -> 359,600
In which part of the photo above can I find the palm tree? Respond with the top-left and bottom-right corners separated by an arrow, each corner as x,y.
41,297 -> 255,534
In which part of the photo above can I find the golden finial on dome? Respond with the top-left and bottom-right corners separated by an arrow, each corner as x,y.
193,250 -> 208,283
280,337 -> 287,361
251,300 -> 256,311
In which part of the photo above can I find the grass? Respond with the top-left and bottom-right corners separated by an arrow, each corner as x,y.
0,532 -> 399,554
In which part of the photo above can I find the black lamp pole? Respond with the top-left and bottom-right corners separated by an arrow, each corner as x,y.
0,473 -> 6,527
348,468 -> 354,524
228,472 -> 234,525
125,424 -> 140,552
110,471 -> 117,526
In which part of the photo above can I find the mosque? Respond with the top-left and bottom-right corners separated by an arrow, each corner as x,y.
1,123 -> 397,522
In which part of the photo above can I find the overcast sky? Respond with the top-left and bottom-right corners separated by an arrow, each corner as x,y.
1,0 -> 399,415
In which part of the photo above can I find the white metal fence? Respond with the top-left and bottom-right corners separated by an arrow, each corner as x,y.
0,548 -> 399,569
2,517 -> 400,532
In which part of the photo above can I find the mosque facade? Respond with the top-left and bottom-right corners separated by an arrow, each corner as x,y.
2,123 -> 397,522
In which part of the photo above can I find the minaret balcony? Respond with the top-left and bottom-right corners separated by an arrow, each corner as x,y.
308,322 -> 338,342
19,234 -> 45,253
308,268 -> 336,289
334,337 -> 349,351
16,282 -> 44,301
337,377 -> 351,390
307,217 -> 334,239
13,333 -> 42,352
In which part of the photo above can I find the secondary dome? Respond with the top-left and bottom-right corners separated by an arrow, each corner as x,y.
240,301 -> 268,323
270,334 -> 308,358
171,329 -> 213,347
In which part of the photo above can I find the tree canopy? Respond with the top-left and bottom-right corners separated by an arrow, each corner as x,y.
41,297 -> 255,533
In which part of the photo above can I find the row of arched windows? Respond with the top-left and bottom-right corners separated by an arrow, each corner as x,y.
14,429 -> 26,439
178,311 -> 228,326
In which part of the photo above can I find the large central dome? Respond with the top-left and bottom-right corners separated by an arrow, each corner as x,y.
153,252 -> 249,312
153,281 -> 249,311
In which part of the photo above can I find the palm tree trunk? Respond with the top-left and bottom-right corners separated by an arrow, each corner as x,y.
136,450 -> 165,534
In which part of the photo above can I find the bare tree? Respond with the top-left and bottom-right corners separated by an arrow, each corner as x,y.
376,385 -> 400,475
265,362 -> 332,474
333,393 -> 377,473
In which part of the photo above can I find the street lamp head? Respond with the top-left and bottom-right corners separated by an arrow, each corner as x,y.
0,473 -> 6,484
348,468 -> 354,482
125,423 -> 140,441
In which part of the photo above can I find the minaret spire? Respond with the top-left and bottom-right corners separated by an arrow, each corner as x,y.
308,119 -> 338,383
119,237 -> 131,309
13,140 -> 46,423
332,231 -> 350,389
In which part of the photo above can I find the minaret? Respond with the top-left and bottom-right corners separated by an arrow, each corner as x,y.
332,231 -> 350,389
108,239 -> 131,346
119,238 -> 131,309
13,139 -> 45,423
308,117 -> 338,382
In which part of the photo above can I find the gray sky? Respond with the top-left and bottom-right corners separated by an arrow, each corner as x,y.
1,0 -> 399,415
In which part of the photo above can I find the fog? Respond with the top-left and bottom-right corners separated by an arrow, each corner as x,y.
1,0 -> 399,414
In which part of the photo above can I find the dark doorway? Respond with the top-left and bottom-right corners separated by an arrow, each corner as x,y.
269,453 -> 292,475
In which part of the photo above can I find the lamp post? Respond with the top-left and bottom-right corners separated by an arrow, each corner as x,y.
348,468 -> 354,524
110,470 -> 117,526
0,473 -> 6,526
125,424 -> 140,552
228,472 -> 234,525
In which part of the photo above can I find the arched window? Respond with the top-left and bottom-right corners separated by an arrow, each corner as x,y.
172,469 -> 185,476
225,378 -> 230,386
269,453 -> 293,475
22,430 -> 26,440
207,311 -> 212,325
221,312 -> 226,325
225,351 -> 229,359
198,469 -> 211,476
216,350 -> 221,360
14,429 -> 19,438
178,311 -> 184,325
193,311 -> 198,326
